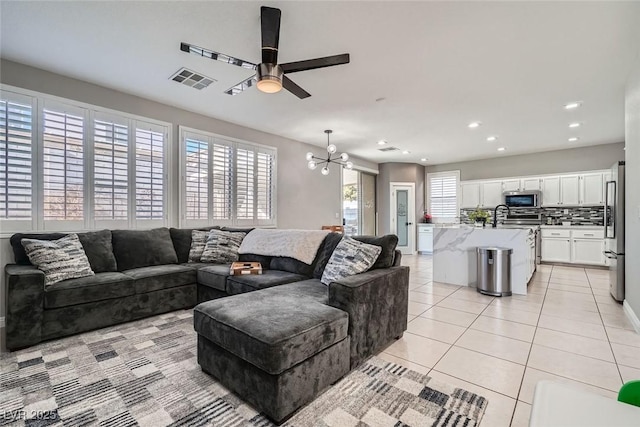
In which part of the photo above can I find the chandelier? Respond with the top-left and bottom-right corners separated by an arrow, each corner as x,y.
306,130 -> 353,175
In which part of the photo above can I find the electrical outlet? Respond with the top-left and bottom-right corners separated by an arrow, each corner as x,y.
335,212 -> 339,219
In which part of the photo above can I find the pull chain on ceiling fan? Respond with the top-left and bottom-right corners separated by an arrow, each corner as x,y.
180,6 -> 350,99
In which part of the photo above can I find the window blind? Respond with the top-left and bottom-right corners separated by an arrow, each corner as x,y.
0,98 -> 33,219
184,137 -> 209,220
211,142 -> 232,220
256,151 -> 274,220
429,173 -> 458,219
235,147 -> 255,220
135,127 -> 165,220
42,108 -> 84,220
94,119 -> 128,220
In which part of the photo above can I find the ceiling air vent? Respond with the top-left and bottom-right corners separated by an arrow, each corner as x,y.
170,68 -> 216,90
378,146 -> 400,152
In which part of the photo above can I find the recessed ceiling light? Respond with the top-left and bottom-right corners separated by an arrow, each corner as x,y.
486,136 -> 498,142
497,147 -> 506,152
402,150 -> 410,154
377,140 -> 387,145
468,122 -> 481,129
569,122 -> 581,128
420,158 -> 427,162
564,102 -> 581,110
568,137 -> 579,142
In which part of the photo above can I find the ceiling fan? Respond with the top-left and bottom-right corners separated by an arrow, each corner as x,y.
180,6 -> 350,99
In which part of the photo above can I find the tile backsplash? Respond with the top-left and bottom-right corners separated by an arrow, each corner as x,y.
460,206 -> 605,226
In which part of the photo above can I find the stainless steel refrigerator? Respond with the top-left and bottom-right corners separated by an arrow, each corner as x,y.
604,161 -> 625,302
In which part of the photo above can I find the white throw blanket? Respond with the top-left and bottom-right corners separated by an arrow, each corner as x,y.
238,229 -> 330,265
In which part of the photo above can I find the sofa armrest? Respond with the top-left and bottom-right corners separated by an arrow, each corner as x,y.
5,264 -> 45,350
328,266 -> 410,368
393,250 -> 402,267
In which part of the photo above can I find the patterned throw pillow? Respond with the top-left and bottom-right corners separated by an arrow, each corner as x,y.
21,234 -> 95,286
188,230 -> 209,263
200,229 -> 246,264
321,237 -> 382,286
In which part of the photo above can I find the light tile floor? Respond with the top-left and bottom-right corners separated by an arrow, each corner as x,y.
380,254 -> 639,427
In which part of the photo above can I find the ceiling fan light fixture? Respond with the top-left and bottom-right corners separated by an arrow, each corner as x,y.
256,63 -> 283,93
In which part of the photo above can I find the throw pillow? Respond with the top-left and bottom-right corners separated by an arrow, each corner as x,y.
188,230 -> 209,263
321,237 -> 382,286
200,229 -> 246,263
21,234 -> 95,286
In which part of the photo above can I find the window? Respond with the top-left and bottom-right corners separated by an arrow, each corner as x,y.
42,106 -> 84,222
0,95 -> 33,224
0,85 -> 170,233
427,171 -> 460,222
180,127 -> 276,227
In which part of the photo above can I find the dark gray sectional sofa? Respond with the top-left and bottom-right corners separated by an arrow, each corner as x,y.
5,226 -> 410,422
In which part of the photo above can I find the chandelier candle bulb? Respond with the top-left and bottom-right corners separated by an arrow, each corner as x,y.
308,160 -> 317,170
346,161 -> 353,169
327,144 -> 337,154
306,152 -> 314,161
340,153 -> 349,161
321,167 -> 330,175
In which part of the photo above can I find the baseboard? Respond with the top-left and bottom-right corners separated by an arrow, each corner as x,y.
623,300 -> 640,334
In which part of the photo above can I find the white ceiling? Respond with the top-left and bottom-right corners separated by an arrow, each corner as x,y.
1,1 -> 639,165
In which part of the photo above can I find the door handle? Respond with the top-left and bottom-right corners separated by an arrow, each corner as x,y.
406,222 -> 413,226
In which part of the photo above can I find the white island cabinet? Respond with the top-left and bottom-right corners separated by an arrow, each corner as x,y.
433,226 -> 537,295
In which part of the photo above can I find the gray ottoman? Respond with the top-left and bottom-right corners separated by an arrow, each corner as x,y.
194,290 -> 351,423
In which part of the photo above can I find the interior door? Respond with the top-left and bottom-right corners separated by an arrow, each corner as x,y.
391,184 -> 415,254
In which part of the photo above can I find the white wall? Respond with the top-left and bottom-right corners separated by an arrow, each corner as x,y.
624,54 -> 640,328
0,59 -> 378,324
426,143 -> 625,181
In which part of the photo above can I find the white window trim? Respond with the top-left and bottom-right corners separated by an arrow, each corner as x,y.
426,170 -> 460,223
0,84 -> 172,237
178,126 -> 277,228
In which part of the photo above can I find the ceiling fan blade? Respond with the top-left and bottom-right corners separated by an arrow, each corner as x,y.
180,42 -> 257,70
282,75 -> 311,99
281,53 -> 350,74
261,6 -> 281,64
224,74 -> 258,96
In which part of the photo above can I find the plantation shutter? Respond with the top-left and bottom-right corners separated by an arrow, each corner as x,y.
184,136 -> 209,220
211,141 -> 232,221
135,123 -> 165,223
429,172 -> 458,220
0,94 -> 33,225
256,150 -> 275,223
235,147 -> 254,221
42,103 -> 85,228
93,116 -> 128,222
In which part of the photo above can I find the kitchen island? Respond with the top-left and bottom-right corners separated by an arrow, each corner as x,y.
433,225 -> 538,295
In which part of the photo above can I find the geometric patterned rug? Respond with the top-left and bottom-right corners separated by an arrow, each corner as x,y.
0,309 -> 488,427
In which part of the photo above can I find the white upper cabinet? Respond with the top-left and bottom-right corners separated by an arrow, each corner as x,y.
481,181 -> 503,208
502,180 -> 520,192
581,173 -> 604,205
521,178 -> 542,191
560,175 -> 580,205
461,182 -> 480,208
542,176 -> 561,206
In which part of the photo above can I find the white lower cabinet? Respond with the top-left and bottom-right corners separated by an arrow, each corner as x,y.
541,238 -> 572,263
541,228 -> 606,265
571,239 -> 605,265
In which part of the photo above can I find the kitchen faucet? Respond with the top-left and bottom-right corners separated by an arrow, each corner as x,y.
493,204 -> 511,228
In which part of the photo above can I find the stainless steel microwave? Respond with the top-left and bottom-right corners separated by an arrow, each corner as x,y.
503,191 -> 541,208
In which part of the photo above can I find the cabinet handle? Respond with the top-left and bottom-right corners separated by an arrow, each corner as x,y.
551,233 -> 560,235
584,233 -> 594,236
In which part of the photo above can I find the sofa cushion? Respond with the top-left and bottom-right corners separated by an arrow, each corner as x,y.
44,272 -> 134,309
124,265 -> 196,294
352,234 -> 399,269
197,265 -> 231,292
269,257 -> 314,277
22,234 -> 95,286
170,226 -> 221,263
112,228 -> 178,271
200,230 -> 246,263
181,262 -> 221,270
226,270 -> 307,295
312,233 -> 344,279
10,230 -> 117,272
194,292 -> 348,375
321,237 -> 382,286
264,279 -> 329,304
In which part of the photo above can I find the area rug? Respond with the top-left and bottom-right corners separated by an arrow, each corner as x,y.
0,310 -> 488,427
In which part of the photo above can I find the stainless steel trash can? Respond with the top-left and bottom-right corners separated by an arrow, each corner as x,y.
477,247 -> 512,297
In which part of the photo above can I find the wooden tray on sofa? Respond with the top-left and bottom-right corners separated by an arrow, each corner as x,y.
230,262 -> 263,275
